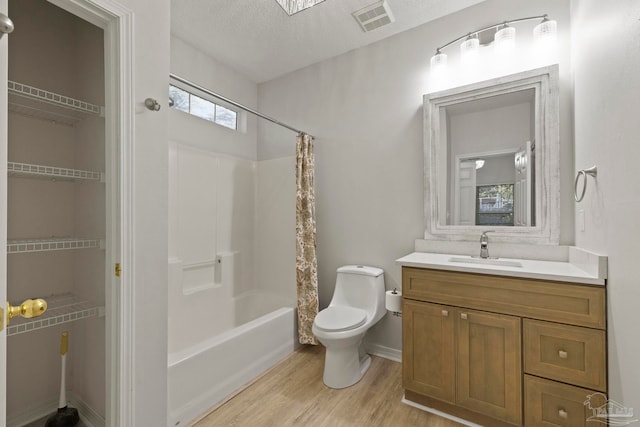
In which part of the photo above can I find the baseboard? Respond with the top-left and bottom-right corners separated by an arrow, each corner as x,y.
6,397 -> 59,427
365,343 -> 402,363
401,396 -> 482,427
69,393 -> 106,427
6,393 -> 104,427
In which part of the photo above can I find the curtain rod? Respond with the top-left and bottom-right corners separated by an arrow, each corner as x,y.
169,73 -> 312,138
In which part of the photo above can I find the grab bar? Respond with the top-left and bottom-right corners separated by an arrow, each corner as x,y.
182,258 -> 220,271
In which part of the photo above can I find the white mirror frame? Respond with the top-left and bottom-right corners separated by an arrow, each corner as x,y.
424,65 -> 560,244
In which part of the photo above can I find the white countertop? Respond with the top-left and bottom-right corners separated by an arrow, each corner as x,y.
396,252 -> 606,286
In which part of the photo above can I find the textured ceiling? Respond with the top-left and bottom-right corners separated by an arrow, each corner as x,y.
171,0 -> 486,83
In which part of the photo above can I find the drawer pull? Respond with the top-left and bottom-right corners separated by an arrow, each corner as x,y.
442,310 -> 449,317
460,313 -> 468,320
558,409 -> 568,419
558,350 -> 568,359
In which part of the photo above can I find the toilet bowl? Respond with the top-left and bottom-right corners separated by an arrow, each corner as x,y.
312,265 -> 386,389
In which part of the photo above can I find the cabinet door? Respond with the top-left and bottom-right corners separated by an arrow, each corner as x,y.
457,309 -> 522,425
403,300 -> 455,403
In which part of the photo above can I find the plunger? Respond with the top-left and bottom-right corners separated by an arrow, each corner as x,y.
45,331 -> 80,427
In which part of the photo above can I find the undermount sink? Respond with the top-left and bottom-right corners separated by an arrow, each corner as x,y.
448,256 -> 523,268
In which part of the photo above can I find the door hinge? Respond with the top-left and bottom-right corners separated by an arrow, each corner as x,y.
0,306 -> 3,331
115,263 -> 122,277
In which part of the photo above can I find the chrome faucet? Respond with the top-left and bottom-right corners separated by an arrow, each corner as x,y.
479,231 -> 494,259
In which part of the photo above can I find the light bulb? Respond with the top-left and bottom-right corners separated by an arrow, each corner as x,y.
430,51 -> 448,72
534,17 -> 557,41
494,24 -> 516,55
460,35 -> 480,65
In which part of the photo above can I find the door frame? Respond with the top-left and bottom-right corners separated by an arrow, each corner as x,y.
45,0 -> 134,425
0,0 -> 8,424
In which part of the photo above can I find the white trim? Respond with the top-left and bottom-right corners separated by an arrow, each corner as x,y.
365,343 -> 402,363
70,393 -> 106,427
402,397 -> 483,427
0,1 -> 8,424
5,397 -> 58,427
5,393 -> 104,427
46,1 -> 135,425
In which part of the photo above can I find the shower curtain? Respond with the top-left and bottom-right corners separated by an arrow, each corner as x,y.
295,133 -> 319,345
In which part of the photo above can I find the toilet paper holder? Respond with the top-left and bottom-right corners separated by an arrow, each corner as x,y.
387,288 -> 402,317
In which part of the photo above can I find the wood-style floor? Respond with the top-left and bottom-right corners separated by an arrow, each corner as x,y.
192,345 -> 465,427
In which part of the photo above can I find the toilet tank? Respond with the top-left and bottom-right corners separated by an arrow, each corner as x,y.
331,265 -> 385,315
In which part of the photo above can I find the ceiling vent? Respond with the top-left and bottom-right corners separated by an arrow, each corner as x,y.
352,0 -> 395,33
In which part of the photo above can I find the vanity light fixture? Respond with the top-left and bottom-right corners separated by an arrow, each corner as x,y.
494,23 -> 516,55
275,0 -> 327,16
460,34 -> 480,64
475,159 -> 485,170
430,14 -> 557,70
430,48 -> 448,72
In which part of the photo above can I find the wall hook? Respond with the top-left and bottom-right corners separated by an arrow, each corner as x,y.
0,13 -> 14,39
574,165 -> 597,202
144,98 -> 161,111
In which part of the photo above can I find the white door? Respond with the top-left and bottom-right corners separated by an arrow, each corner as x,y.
454,160 -> 477,226
0,2 -> 132,424
514,141 -> 532,226
0,1 -> 9,423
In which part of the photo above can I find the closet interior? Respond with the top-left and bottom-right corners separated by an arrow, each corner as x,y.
6,0 -> 108,425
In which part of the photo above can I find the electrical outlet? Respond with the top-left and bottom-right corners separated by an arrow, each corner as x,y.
578,209 -> 585,232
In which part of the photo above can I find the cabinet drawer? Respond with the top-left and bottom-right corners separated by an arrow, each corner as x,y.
525,375 -> 601,426
402,267 -> 606,329
524,319 -> 606,392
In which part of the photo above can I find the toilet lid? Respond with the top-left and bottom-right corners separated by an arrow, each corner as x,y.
314,306 -> 367,332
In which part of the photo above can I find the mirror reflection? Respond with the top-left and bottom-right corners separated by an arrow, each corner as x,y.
446,89 -> 535,227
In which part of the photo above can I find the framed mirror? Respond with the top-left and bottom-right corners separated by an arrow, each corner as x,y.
424,65 -> 560,244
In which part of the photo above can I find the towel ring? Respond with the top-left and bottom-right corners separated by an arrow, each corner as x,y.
574,165 -> 597,202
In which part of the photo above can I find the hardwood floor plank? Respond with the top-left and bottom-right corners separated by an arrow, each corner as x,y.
192,345 -> 465,427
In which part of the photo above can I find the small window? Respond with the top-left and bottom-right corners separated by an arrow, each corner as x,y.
169,83 -> 238,130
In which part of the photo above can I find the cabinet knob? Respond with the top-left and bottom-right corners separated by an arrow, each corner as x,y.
558,409 -> 568,419
460,313 -> 468,320
558,350 -> 568,359
441,310 -> 449,317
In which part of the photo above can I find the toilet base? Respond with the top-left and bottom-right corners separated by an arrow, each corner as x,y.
322,345 -> 372,389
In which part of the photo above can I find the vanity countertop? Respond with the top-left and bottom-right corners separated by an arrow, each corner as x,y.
397,251 -> 606,286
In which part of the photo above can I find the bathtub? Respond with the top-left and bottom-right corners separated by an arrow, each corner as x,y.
167,296 -> 296,427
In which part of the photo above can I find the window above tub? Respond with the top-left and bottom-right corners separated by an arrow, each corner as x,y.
169,83 -> 238,130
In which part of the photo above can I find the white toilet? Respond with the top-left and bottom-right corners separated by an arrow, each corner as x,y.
312,265 -> 386,389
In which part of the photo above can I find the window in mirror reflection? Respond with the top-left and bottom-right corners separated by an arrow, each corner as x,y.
476,184 -> 514,226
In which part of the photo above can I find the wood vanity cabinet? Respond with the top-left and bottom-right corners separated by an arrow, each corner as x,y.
402,267 -> 607,427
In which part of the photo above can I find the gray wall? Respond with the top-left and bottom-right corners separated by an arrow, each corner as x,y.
572,0 -> 640,414
257,0 -> 572,354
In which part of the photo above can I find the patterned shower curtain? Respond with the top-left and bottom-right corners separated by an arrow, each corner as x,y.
295,133 -> 319,345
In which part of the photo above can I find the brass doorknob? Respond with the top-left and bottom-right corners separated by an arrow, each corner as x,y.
7,298 -> 47,325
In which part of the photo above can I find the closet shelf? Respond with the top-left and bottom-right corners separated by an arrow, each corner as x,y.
8,80 -> 104,126
7,237 -> 104,254
8,162 -> 104,182
7,293 -> 104,336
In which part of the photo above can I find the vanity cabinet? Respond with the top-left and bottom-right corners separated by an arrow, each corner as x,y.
402,267 -> 607,427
